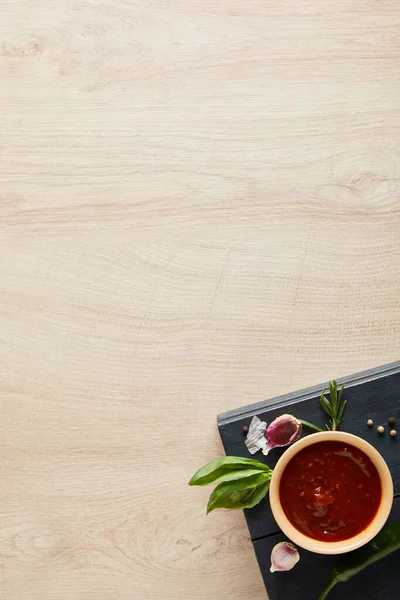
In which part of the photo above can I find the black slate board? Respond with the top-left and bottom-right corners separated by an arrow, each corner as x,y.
217,361 -> 400,600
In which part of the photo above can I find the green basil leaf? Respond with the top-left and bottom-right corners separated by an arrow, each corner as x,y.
190,468 -> 268,487
206,474 -> 271,513
189,456 -> 272,487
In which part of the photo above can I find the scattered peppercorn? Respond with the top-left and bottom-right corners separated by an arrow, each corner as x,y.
377,426 -> 385,434
242,425 -> 249,433
390,430 -> 397,438
367,419 -> 373,427
389,417 -> 396,425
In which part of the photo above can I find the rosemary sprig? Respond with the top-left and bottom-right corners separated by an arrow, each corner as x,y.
320,380 -> 347,431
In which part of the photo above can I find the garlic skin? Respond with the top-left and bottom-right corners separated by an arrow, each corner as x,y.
245,416 -> 268,454
264,414 -> 302,455
270,541 -> 300,573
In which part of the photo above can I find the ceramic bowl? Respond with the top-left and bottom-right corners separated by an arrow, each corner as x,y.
269,431 -> 393,554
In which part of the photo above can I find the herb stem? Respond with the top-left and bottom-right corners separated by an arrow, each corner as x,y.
298,419 -> 324,433
318,578 -> 338,600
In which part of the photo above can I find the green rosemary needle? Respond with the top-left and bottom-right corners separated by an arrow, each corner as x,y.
320,380 -> 347,431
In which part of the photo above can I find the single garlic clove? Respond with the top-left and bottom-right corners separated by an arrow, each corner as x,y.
245,415 -> 268,454
263,414 -> 302,455
270,541 -> 300,573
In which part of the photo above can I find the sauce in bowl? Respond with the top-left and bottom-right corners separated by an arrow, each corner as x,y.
279,441 -> 382,542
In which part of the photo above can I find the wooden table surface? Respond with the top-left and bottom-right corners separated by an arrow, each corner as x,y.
1,1 -> 399,599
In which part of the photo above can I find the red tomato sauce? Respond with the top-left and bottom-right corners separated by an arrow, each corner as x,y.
279,441 -> 382,542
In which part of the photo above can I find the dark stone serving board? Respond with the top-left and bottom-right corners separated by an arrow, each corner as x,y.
217,361 -> 400,600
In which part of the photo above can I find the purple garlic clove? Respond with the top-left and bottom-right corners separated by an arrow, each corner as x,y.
264,414 -> 302,455
270,541 -> 300,573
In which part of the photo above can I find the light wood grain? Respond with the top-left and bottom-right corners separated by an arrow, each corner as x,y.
1,1 -> 400,598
